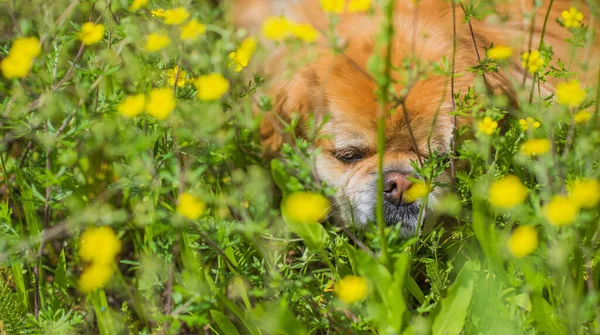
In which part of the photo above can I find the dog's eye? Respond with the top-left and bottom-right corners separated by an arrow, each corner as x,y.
333,149 -> 365,163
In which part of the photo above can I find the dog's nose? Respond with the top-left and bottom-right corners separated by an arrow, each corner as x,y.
383,172 -> 412,206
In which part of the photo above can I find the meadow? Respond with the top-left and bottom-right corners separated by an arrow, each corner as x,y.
1,0 -> 600,334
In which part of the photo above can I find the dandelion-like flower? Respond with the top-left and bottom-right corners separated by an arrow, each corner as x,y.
573,111 -> 591,124
556,80 -> 585,107
79,263 -> 115,293
167,66 -> 187,87
229,37 -> 258,72
180,19 -> 206,41
335,275 -> 368,304
487,45 -> 513,60
488,175 -> 528,209
176,192 -> 207,220
262,16 -> 291,41
2,37 -> 41,78
146,88 -> 176,120
403,181 -> 431,203
163,7 -> 190,25
10,37 -> 41,58
543,195 -> 579,226
478,116 -> 498,135
521,50 -> 545,73
561,7 -> 584,28
568,178 -> 600,209
321,0 -> 345,13
281,192 -> 331,224
194,73 -> 230,101
507,225 -> 538,258
79,226 -> 122,265
519,117 -> 541,131
348,0 -> 373,13
129,0 -> 148,11
145,33 -> 171,52
290,23 -> 320,43
117,94 -> 146,118
151,9 -> 165,18
78,22 -> 105,45
520,138 -> 551,156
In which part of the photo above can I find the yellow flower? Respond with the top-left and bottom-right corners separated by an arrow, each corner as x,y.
321,0 -> 345,13
1,55 -> 34,79
146,88 -> 176,120
556,80 -> 585,107
163,7 -> 190,25
229,37 -> 258,72
478,116 -> 498,135
262,16 -> 291,41
167,66 -> 186,87
348,0 -> 372,13
129,0 -> 148,11
281,192 -> 331,224
543,195 -> 579,226
78,22 -> 105,45
79,226 -> 122,264
79,263 -> 115,293
561,7 -> 584,28
335,275 -> 368,304
176,192 -> 207,220
520,138 -> 551,156
180,19 -> 206,41
404,182 -> 431,203
507,225 -> 538,258
145,33 -> 171,52
573,110 -> 591,124
487,45 -> 513,60
521,50 -> 545,73
194,73 -> 230,101
117,94 -> 146,118
519,117 -> 541,131
10,37 -> 41,58
290,23 -> 320,43
151,9 -> 165,18
568,178 -> 600,209
488,175 -> 528,209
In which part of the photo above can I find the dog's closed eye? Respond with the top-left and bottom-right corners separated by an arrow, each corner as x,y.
332,147 -> 367,164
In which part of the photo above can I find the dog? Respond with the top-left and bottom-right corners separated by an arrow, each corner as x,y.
233,0 -> 599,236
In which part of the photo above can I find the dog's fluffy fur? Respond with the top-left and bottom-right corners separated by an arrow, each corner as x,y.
233,0 -> 599,235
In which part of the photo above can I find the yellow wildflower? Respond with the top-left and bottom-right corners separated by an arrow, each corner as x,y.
488,175 -> 528,209
151,9 -> 165,18
163,7 -> 190,25
487,45 -> 513,60
281,192 -> 331,224
521,50 -> 545,73
262,16 -> 291,41
167,66 -> 186,87
573,110 -> 591,124
335,275 -> 368,304
561,7 -> 584,28
145,33 -> 171,52
129,0 -> 148,11
1,56 -> 34,79
348,0 -> 372,12
478,116 -> 498,135
520,138 -> 551,156
321,0 -> 345,13
10,37 -> 41,58
519,117 -> 541,130
291,23 -> 320,43
176,192 -> 207,220
117,94 -> 146,118
568,178 -> 600,209
78,22 -> 105,45
543,195 -> 579,226
507,225 -> 538,258
556,80 -> 585,107
194,73 -> 230,101
229,37 -> 258,72
180,19 -> 206,41
404,182 -> 431,203
146,88 -> 176,120
79,263 -> 115,293
79,226 -> 122,264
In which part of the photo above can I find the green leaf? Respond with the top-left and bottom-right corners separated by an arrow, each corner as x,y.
531,295 -> 568,335
54,249 -> 68,292
210,310 -> 242,335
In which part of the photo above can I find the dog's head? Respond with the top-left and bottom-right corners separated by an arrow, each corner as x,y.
261,10 -> 516,236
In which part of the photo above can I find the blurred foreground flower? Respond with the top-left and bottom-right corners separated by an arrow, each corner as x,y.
151,9 -> 165,18
80,226 -> 122,265
10,37 -> 41,58
79,263 -> 115,293
568,179 -> 600,209
507,225 -> 538,258
521,50 -> 545,73
129,0 -> 148,11
145,33 -> 171,52
478,116 -> 498,135
1,37 -> 41,79
229,37 -> 258,72
404,181 -> 431,203
487,45 -> 513,60
321,0 -> 345,13
488,175 -> 528,209
177,193 -> 207,220
78,22 -> 105,45
262,16 -> 291,41
291,23 -> 320,43
561,7 -> 584,28
335,275 -> 368,304
117,94 -> 146,118
146,88 -> 175,120
282,192 -> 331,224
556,80 -> 585,107
543,195 -> 578,226
167,66 -> 187,87
180,19 -> 206,41
519,117 -> 540,130
348,0 -> 373,12
573,111 -> 591,124
163,7 -> 190,25
194,73 -> 230,101
520,138 -> 551,156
